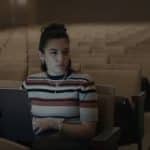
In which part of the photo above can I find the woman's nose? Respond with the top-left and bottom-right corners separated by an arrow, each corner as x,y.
57,53 -> 64,63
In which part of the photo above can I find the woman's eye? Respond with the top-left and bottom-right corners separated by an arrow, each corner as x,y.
50,51 -> 57,55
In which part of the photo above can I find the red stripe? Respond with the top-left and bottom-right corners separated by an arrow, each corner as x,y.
80,101 -> 97,108
31,98 -> 79,106
26,79 -> 94,87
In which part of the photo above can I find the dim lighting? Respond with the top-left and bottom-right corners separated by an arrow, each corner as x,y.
17,0 -> 27,6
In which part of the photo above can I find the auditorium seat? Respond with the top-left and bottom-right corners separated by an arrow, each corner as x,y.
82,65 -> 144,150
0,138 -> 29,150
83,65 -> 141,98
109,54 -> 150,81
0,80 -> 22,88
91,45 -> 126,55
72,54 -> 108,66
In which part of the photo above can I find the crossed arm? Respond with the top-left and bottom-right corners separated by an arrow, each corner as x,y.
33,117 -> 97,139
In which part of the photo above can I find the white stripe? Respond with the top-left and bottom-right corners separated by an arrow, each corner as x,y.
79,92 -> 97,101
80,108 -> 98,122
26,85 -> 81,91
32,105 -> 79,117
28,91 -> 78,99
70,73 -> 91,80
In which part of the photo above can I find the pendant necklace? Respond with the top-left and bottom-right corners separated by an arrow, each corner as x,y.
46,73 -> 67,93
54,74 -> 67,93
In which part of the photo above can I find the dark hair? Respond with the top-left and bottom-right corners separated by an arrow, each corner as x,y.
39,23 -> 69,53
39,23 -> 70,72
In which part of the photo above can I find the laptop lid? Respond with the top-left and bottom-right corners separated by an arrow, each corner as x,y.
0,89 -> 34,143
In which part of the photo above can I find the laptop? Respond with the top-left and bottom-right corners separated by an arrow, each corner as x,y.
0,88 -> 34,145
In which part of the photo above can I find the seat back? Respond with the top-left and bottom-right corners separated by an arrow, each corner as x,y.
0,80 -> 22,88
110,54 -> 150,80
96,84 -> 115,133
0,138 -> 29,150
72,54 -> 108,65
84,66 -> 141,98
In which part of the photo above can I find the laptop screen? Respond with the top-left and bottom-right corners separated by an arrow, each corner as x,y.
0,89 -> 34,144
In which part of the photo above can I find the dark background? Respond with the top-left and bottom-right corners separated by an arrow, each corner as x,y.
0,0 -> 150,28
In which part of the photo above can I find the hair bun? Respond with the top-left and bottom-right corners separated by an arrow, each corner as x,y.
41,23 -> 67,33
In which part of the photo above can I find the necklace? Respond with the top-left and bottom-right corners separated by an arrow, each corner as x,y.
46,73 -> 67,93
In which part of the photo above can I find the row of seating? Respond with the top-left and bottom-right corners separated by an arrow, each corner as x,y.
0,28 -> 27,86
0,24 -> 148,150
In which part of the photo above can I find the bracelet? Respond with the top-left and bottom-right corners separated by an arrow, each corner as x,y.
58,120 -> 63,131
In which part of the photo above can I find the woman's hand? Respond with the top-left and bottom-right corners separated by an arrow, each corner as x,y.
32,118 -> 64,135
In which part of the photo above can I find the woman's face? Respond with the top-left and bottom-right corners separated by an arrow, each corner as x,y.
42,38 -> 70,75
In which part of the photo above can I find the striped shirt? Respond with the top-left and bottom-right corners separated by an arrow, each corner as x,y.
22,71 -> 98,123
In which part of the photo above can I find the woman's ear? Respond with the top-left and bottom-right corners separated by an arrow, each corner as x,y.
38,51 -> 45,64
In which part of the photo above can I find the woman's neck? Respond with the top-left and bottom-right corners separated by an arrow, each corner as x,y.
47,72 -> 65,76
46,71 -> 66,80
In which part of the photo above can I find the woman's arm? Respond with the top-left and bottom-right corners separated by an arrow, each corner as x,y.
33,75 -> 98,138
61,121 -> 96,139
33,118 -> 96,138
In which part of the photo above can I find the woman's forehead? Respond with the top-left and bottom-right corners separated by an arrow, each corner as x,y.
46,38 -> 69,47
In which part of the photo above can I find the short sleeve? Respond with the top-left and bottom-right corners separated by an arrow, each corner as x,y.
79,76 -> 98,122
21,80 -> 27,90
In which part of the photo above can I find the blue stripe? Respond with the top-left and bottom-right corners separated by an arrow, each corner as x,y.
32,114 -> 80,119
28,89 -> 96,93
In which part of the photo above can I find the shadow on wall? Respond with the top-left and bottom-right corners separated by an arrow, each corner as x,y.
35,0 -> 150,24
1,0 -> 150,28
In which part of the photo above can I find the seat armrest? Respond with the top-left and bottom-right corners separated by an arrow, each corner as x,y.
0,138 -> 30,150
91,127 -> 120,150
132,95 -> 145,138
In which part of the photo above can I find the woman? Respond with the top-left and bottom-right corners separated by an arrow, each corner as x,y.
22,23 -> 98,150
